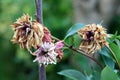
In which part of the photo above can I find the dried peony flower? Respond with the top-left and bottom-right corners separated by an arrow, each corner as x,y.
33,41 -> 64,66
11,14 -> 64,66
78,24 -> 109,54
11,14 -> 44,51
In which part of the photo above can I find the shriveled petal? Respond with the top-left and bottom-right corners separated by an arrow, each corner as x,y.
55,41 -> 64,49
43,27 -> 52,42
78,24 -> 108,54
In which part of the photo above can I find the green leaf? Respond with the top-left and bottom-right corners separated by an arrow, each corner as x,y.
58,69 -> 87,80
101,66 -> 120,80
99,47 -> 113,58
102,55 -> 115,69
99,46 -> 115,68
91,71 -> 100,80
117,35 -> 120,40
73,34 -> 82,48
109,32 -> 118,42
64,23 -> 85,39
73,54 -> 92,73
109,43 -> 120,67
64,35 -> 74,46
115,39 -> 120,49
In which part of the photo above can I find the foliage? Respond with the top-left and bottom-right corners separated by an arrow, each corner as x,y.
58,24 -> 120,80
1,0 -> 120,80
58,69 -> 87,80
101,66 -> 120,80
64,23 -> 85,39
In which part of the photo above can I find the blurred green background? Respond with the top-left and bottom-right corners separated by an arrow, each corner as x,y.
0,0 -> 120,80
0,0 -> 72,80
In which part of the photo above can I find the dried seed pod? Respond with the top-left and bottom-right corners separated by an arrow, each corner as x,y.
78,24 -> 109,54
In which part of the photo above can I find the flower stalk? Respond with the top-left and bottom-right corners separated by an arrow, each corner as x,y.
35,0 -> 43,23
35,0 -> 46,80
51,36 -> 104,69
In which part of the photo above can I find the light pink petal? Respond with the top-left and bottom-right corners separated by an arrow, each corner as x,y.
55,41 -> 64,49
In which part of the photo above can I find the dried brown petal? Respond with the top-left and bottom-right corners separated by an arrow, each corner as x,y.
78,24 -> 109,54
31,21 -> 44,48
11,14 -> 44,51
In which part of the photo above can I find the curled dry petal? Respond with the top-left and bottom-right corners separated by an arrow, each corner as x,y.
11,14 -> 44,51
11,14 -> 64,66
33,41 -> 64,66
55,41 -> 64,49
56,49 -> 63,59
78,24 -> 109,54
55,41 -> 64,59
43,27 -> 52,42
33,42 -> 58,66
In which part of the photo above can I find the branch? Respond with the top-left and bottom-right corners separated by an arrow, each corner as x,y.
35,0 -> 43,23
35,0 -> 46,80
52,36 -> 104,69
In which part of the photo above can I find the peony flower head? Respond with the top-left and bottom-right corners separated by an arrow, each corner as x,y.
11,14 -> 64,66
78,24 -> 109,54
11,14 -> 44,51
33,41 -> 64,66
33,42 -> 58,66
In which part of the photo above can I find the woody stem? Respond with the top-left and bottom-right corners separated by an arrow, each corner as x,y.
51,36 -> 104,69
35,0 -> 46,80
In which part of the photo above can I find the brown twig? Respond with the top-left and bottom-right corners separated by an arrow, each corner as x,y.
52,36 -> 104,69
35,0 -> 46,80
